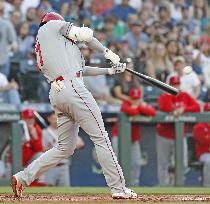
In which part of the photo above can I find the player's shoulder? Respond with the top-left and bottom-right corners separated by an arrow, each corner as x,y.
38,20 -> 67,35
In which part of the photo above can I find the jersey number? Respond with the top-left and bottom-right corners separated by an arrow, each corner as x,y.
35,41 -> 44,67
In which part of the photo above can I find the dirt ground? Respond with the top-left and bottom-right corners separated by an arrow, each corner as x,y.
1,194 -> 210,203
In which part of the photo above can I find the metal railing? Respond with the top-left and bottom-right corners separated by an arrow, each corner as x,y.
118,111 -> 210,186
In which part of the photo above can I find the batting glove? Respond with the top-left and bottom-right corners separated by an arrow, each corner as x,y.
108,63 -> 126,75
51,80 -> 66,93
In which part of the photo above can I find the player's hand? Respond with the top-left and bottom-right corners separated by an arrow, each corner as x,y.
51,80 -> 66,93
104,48 -> 120,65
173,106 -> 185,118
109,63 -> 126,74
9,80 -> 19,90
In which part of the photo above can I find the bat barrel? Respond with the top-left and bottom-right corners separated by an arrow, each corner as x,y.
125,68 -> 178,95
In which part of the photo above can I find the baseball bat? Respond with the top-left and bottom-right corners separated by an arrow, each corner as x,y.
34,111 -> 48,128
125,68 -> 179,95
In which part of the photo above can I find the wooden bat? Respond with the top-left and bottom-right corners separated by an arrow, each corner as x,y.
126,68 -> 179,95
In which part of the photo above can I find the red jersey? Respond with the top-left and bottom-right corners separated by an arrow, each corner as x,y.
157,91 -> 200,140
193,123 -> 210,160
22,123 -> 43,166
112,100 -> 156,142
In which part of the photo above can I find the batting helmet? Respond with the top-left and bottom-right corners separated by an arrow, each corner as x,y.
21,109 -> 35,119
168,75 -> 180,86
40,12 -> 64,26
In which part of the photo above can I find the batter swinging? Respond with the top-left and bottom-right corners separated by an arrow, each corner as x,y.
11,12 -> 137,199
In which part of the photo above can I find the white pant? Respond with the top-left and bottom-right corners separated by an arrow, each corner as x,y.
112,137 -> 141,186
15,78 -> 125,194
156,135 -> 188,186
200,153 -> 210,186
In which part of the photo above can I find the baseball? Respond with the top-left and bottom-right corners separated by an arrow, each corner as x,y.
183,66 -> 192,75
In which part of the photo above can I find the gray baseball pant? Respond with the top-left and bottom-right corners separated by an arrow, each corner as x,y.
156,134 -> 188,186
200,153 -> 210,186
15,78 -> 125,193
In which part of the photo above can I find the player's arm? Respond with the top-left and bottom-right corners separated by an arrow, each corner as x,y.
60,24 -> 122,66
82,64 -> 126,76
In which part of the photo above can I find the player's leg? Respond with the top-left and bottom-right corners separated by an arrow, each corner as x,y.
156,135 -> 173,186
43,167 -> 58,186
200,153 -> 210,186
130,141 -> 141,186
70,80 -> 136,198
57,165 -> 70,186
12,113 -> 78,196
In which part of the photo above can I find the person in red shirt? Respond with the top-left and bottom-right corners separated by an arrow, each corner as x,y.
21,109 -> 44,167
193,102 -> 210,186
20,109 -> 45,186
112,88 -> 156,186
157,75 -> 200,186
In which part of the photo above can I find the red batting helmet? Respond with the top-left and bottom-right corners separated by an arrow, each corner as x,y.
41,12 -> 64,24
129,88 -> 142,99
168,75 -> 180,86
21,109 -> 35,119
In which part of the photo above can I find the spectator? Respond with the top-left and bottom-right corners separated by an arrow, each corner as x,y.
183,44 -> 204,83
108,0 -> 137,22
10,10 -> 21,33
157,4 -> 174,31
0,2 -> 17,77
112,88 -> 156,186
16,22 -> 34,59
156,75 -> 200,186
111,58 -> 141,102
20,109 -> 44,167
169,0 -> 184,22
91,0 -> 114,16
18,108 -> 45,186
165,39 -> 180,71
181,4 -> 199,34
171,56 -> 201,99
124,20 -> 149,55
192,102 -> 210,186
42,111 -> 85,186
25,7 -> 39,36
146,41 -> 171,82
0,72 -> 21,104
117,39 -> 134,60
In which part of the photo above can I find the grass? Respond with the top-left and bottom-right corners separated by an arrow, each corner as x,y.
0,186 -> 210,195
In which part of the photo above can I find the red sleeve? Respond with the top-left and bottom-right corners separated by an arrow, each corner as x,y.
158,94 -> 173,112
121,101 -> 139,116
184,93 -> 200,112
193,123 -> 210,146
30,124 -> 43,153
139,104 -> 156,116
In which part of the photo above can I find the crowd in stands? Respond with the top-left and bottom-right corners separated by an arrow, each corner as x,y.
0,0 -> 210,105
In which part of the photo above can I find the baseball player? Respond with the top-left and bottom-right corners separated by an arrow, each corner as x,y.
157,75 -> 200,186
42,111 -> 85,186
192,102 -> 210,186
11,12 -> 137,199
112,88 -> 156,186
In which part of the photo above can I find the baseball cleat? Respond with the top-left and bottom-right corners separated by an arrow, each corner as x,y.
11,175 -> 24,197
112,188 -> 137,199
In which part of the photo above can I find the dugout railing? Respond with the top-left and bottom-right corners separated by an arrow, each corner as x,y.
118,111 -> 210,186
0,106 -> 20,186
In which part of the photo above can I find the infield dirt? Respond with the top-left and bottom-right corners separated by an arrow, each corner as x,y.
1,194 -> 210,203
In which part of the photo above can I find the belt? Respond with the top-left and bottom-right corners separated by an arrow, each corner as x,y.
51,71 -> 82,84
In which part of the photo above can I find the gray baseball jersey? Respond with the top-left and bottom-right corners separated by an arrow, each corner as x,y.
15,20 -> 126,194
35,20 -> 85,82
